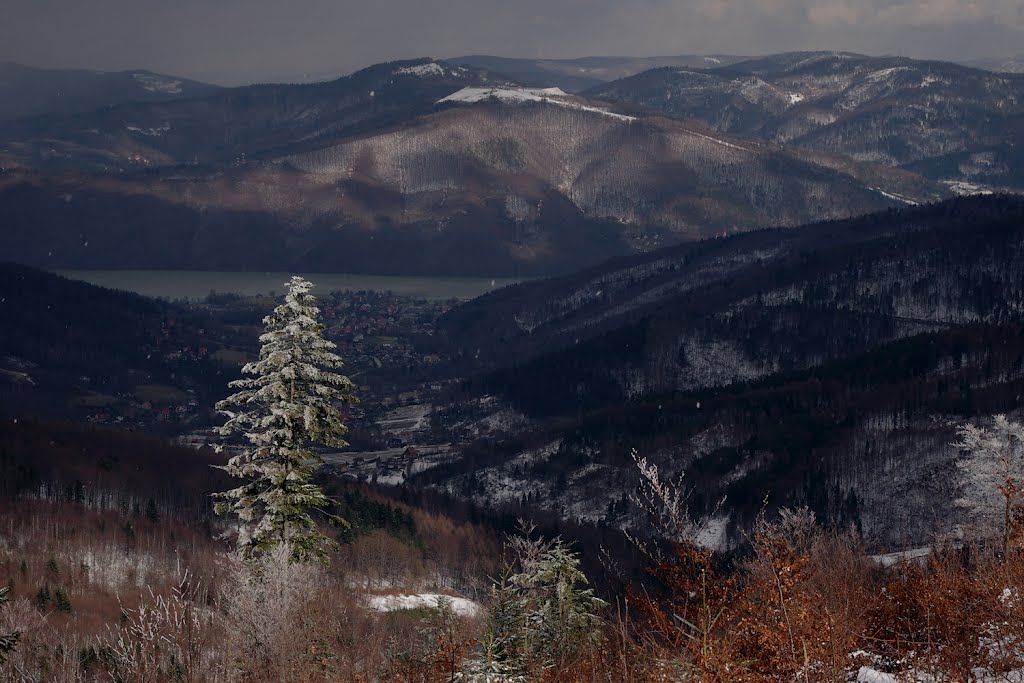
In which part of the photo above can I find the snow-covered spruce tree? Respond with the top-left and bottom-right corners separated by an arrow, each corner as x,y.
489,529 -> 606,674
214,276 -> 357,563
953,414 -> 1024,556
525,538 -> 606,668
480,564 -> 525,677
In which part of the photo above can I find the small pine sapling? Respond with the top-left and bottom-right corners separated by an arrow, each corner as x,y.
493,525 -> 607,674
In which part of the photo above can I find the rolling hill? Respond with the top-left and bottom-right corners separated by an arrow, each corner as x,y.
425,195 -> 1024,545
0,78 -> 943,276
586,51 -> 1024,191
448,54 -> 750,92
0,59 -> 501,172
0,62 -> 221,125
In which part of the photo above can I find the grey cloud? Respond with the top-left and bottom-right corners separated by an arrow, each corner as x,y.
0,0 -> 1020,84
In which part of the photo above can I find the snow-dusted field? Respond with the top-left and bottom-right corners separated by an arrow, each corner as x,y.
363,592 -> 483,618
857,665 -> 1024,682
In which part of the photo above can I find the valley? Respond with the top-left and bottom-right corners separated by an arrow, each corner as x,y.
6,194 -> 1024,551
3,39 -> 1024,681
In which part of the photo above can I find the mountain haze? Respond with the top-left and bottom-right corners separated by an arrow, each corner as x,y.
448,55 -> 750,92
0,62 -> 220,125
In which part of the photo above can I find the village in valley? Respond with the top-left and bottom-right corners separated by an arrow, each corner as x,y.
72,286 -> 470,481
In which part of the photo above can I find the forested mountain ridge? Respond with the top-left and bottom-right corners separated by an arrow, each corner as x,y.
0,86 -> 937,275
0,59 -> 499,171
5,52 -> 1022,277
448,54 -> 751,92
0,62 -> 221,125
0,263 -> 247,428
586,51 -> 1024,190
423,195 -> 1024,546
440,194 -> 1024,372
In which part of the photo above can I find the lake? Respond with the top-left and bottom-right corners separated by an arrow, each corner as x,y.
56,270 -> 527,301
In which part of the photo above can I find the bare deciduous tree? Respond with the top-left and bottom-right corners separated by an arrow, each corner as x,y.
953,414 -> 1024,556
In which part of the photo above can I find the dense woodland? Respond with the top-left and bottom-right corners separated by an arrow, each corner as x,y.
0,263 -> 251,430
586,53 -> 1024,189
429,196 -> 1024,545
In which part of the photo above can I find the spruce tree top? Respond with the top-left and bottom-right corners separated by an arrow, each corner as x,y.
215,276 -> 357,562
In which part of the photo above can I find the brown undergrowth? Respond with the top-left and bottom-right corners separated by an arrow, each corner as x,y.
628,510 -> 1024,683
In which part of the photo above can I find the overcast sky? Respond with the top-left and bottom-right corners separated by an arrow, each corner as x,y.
1,0 -> 1022,85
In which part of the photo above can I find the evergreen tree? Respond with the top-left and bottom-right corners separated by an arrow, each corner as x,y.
486,529 -> 606,674
523,538 -> 606,668
214,276 -> 357,563
480,565 -> 525,676
0,585 -> 19,665
55,587 -> 73,613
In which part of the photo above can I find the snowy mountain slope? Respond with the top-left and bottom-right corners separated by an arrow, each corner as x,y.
425,195 -> 1024,545
442,194 -> 1024,380
0,55 -> 950,275
284,96 -> 936,240
586,51 -> 1024,190
0,59 -> 502,171
0,82 -> 946,276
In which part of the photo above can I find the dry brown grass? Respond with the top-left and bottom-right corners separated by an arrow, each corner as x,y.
4,490 -> 1024,682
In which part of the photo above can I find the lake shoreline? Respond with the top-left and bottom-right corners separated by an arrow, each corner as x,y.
55,269 -> 527,302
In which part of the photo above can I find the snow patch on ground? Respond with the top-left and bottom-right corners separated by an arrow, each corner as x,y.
788,92 -> 805,105
478,407 -> 530,434
132,73 -> 183,94
694,515 -> 730,549
683,128 -> 757,153
858,665 -> 1024,682
364,593 -> 482,618
942,179 -> 995,196
507,440 -> 562,468
126,124 -> 171,137
870,187 -> 918,205
858,668 -> 899,683
438,86 -> 635,121
378,403 -> 432,436
870,546 -> 932,567
396,62 -> 446,77
569,462 -> 607,484
0,368 -> 34,385
865,66 -> 911,82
